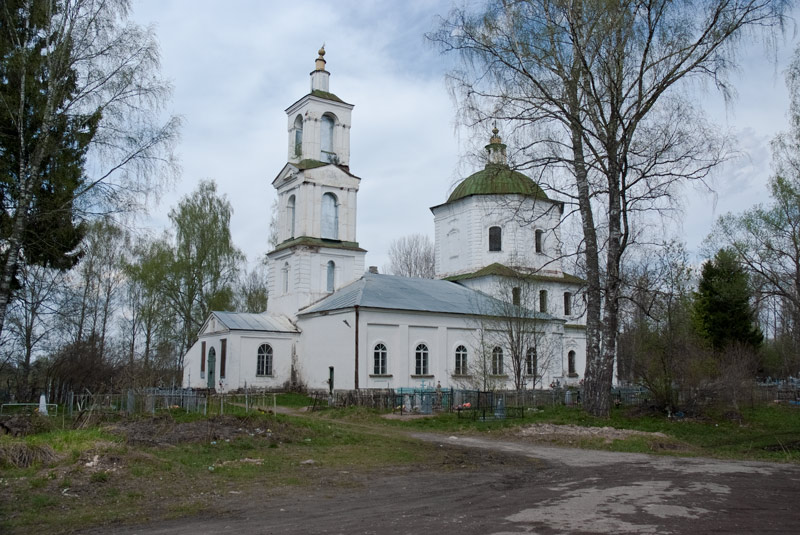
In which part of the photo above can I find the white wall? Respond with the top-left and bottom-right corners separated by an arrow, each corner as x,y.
296,309 -> 358,391
433,195 -> 564,278
182,330 -> 299,391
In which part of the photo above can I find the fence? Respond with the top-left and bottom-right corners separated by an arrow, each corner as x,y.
12,383 -> 799,419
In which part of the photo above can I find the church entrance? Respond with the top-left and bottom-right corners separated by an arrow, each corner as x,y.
207,347 -> 216,389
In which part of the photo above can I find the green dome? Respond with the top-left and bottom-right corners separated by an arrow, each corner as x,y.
447,164 -> 549,203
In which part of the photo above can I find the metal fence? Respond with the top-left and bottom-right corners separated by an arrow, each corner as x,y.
15,383 -> 800,419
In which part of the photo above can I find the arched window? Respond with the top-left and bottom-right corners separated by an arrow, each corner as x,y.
454,345 -> 467,375
568,350 -> 577,376
321,192 -> 339,239
321,114 -> 335,161
293,115 -> 303,157
415,343 -> 429,375
373,343 -> 387,375
282,262 -> 290,294
326,260 -> 335,292
535,229 -> 543,253
539,290 -> 548,313
564,292 -> 572,316
257,344 -> 273,376
526,347 -> 537,376
512,287 -> 521,306
287,195 -> 296,238
492,347 -> 503,375
489,226 -> 502,251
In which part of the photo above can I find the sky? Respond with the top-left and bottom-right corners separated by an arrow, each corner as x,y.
131,0 -> 799,272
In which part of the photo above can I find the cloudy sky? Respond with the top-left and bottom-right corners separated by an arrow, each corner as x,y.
131,0 -> 798,271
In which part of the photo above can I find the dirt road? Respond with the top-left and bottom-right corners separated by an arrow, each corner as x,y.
92,431 -> 800,535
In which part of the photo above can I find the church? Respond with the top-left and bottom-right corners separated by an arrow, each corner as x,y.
182,49 -> 587,393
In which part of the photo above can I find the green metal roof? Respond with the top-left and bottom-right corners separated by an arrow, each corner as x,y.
447,164 -> 549,203
310,89 -> 346,104
295,159 -> 328,170
269,236 -> 366,255
444,262 -> 586,285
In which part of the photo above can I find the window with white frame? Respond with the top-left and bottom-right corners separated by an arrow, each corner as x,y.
373,343 -> 387,375
535,229 -> 543,253
321,192 -> 339,239
492,347 -> 503,375
564,291 -> 572,316
568,350 -> 577,376
257,344 -> 273,376
539,290 -> 548,313
415,343 -> 429,375
321,114 -> 335,162
454,345 -> 467,375
525,347 -> 537,376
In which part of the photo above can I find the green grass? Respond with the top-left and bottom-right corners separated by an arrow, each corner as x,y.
351,403 -> 800,462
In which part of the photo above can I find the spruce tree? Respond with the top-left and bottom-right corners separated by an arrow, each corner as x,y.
693,248 -> 763,351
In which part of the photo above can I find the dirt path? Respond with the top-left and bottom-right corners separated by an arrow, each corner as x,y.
88,427 -> 800,535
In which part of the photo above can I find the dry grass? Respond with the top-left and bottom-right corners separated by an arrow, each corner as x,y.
0,442 -> 59,468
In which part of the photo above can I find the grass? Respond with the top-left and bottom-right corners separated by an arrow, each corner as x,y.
0,410 -> 441,534
355,402 -> 800,462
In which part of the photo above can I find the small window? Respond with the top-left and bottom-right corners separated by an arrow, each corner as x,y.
564,292 -> 572,316
535,229 -> 543,253
568,350 -> 577,375
374,343 -> 387,375
257,344 -> 273,376
454,345 -> 467,375
512,287 -> 521,306
321,192 -> 339,239
220,339 -> 227,379
287,195 -> 296,238
282,262 -> 290,294
539,290 -> 548,313
489,226 -> 501,251
415,344 -> 429,375
326,260 -> 335,292
526,347 -> 537,376
492,347 -> 503,375
294,115 -> 303,157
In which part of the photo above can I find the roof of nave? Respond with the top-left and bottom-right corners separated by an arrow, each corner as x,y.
299,272 -> 558,321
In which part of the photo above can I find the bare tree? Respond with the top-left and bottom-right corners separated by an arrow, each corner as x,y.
386,234 -> 435,279
432,0 -> 784,416
0,0 -> 180,338
236,262 -> 269,313
5,264 -> 64,400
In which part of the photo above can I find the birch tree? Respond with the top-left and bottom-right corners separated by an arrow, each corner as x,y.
432,0 -> 785,416
0,0 -> 179,338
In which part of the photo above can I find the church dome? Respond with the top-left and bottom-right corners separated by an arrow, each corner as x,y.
447,163 -> 549,203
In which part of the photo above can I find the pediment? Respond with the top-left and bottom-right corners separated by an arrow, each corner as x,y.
199,313 -> 231,336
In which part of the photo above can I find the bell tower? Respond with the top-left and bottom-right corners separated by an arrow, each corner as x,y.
267,49 -> 366,319
286,47 -> 353,166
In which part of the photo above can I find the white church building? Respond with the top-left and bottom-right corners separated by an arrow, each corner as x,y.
182,49 -> 587,393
